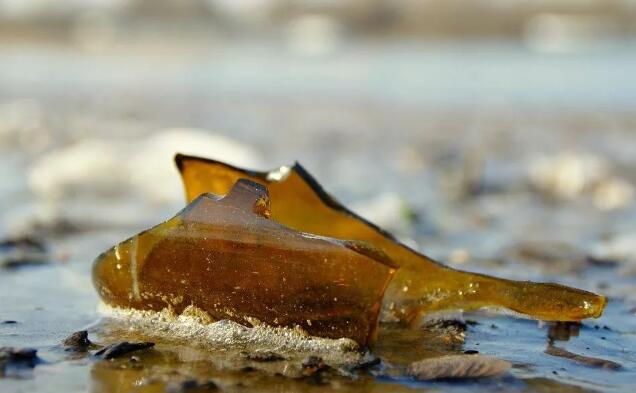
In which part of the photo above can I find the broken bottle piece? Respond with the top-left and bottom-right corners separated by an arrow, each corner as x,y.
175,154 -> 606,323
93,179 -> 396,346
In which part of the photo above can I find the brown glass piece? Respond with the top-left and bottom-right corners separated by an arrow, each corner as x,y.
175,154 -> 606,323
93,179 -> 396,346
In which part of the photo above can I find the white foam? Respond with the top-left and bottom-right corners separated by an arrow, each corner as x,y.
97,303 -> 362,367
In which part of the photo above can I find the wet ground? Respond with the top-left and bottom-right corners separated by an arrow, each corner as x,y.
1,38 -> 636,392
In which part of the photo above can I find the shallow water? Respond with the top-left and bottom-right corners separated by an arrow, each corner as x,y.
2,39 -> 636,392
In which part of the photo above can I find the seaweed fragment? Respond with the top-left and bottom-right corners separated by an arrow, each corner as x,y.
175,154 -> 607,323
93,179 -> 396,346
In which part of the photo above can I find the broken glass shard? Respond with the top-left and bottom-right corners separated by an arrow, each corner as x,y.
93,179 -> 396,346
175,154 -> 606,323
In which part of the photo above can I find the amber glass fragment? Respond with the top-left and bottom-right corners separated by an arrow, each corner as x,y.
176,154 -> 606,323
93,179 -> 396,346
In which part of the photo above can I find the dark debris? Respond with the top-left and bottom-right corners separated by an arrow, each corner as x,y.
165,379 -> 218,392
245,351 -> 285,362
94,341 -> 155,360
421,319 -> 467,344
347,356 -> 382,371
0,347 -> 40,377
0,236 -> 46,251
62,330 -> 93,351
301,356 -> 327,376
423,319 -> 468,332
545,345 -> 621,370
0,235 -> 49,269
548,322 -> 581,343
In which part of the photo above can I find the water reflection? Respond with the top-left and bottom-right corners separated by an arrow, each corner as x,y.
85,317 -> 614,392
544,322 -> 621,370
88,347 -> 412,393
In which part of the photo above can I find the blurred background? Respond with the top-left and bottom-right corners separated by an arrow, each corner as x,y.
2,0 -> 636,252
2,1 -> 636,391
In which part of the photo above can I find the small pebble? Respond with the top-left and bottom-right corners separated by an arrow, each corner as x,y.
62,330 -> 92,351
